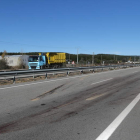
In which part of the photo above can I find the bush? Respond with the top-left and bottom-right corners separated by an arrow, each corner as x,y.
18,61 -> 26,69
17,58 -> 26,69
0,59 -> 9,70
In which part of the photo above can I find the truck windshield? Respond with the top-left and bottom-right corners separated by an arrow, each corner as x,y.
28,56 -> 39,62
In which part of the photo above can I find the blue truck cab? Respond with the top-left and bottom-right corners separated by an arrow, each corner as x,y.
28,55 -> 46,69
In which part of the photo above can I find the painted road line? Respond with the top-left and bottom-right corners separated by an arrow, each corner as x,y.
86,93 -> 106,101
0,67 -> 139,90
91,78 -> 113,85
95,93 -> 140,140
132,71 -> 138,73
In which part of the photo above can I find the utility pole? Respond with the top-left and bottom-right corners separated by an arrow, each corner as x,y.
69,54 -> 70,61
101,55 -> 102,65
92,52 -> 94,66
77,48 -> 79,64
86,56 -> 87,66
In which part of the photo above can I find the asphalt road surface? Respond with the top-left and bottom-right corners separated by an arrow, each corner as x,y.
0,67 -> 140,140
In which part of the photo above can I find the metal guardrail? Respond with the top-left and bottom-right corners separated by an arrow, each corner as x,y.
0,64 -> 140,84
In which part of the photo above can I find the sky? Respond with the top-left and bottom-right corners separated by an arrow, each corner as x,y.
0,0 -> 140,55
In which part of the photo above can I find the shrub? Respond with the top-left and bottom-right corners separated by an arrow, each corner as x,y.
0,59 -> 9,70
17,57 -> 26,69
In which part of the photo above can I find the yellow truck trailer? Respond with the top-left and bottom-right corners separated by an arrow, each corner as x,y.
28,52 -> 66,69
45,52 -> 66,64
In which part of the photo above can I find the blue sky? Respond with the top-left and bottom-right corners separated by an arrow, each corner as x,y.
0,0 -> 140,55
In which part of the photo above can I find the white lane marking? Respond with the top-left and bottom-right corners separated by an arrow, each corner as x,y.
95,93 -> 140,140
132,71 -> 138,73
91,78 -> 113,85
0,66 -> 139,90
86,93 -> 106,101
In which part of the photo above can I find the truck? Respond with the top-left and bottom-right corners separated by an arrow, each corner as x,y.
28,52 -> 66,69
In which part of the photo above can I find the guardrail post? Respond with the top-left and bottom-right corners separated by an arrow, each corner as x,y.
67,71 -> 69,76
45,73 -> 47,79
13,76 -> 15,84
33,70 -> 35,78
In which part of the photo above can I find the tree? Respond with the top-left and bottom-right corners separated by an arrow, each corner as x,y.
1,50 -> 7,59
0,50 -> 9,70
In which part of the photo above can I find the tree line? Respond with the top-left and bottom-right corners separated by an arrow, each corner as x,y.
0,52 -> 140,65
66,53 -> 140,64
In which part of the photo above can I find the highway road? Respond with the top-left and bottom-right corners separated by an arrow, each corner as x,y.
0,67 -> 140,140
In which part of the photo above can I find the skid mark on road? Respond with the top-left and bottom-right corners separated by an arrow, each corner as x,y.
31,84 -> 64,101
